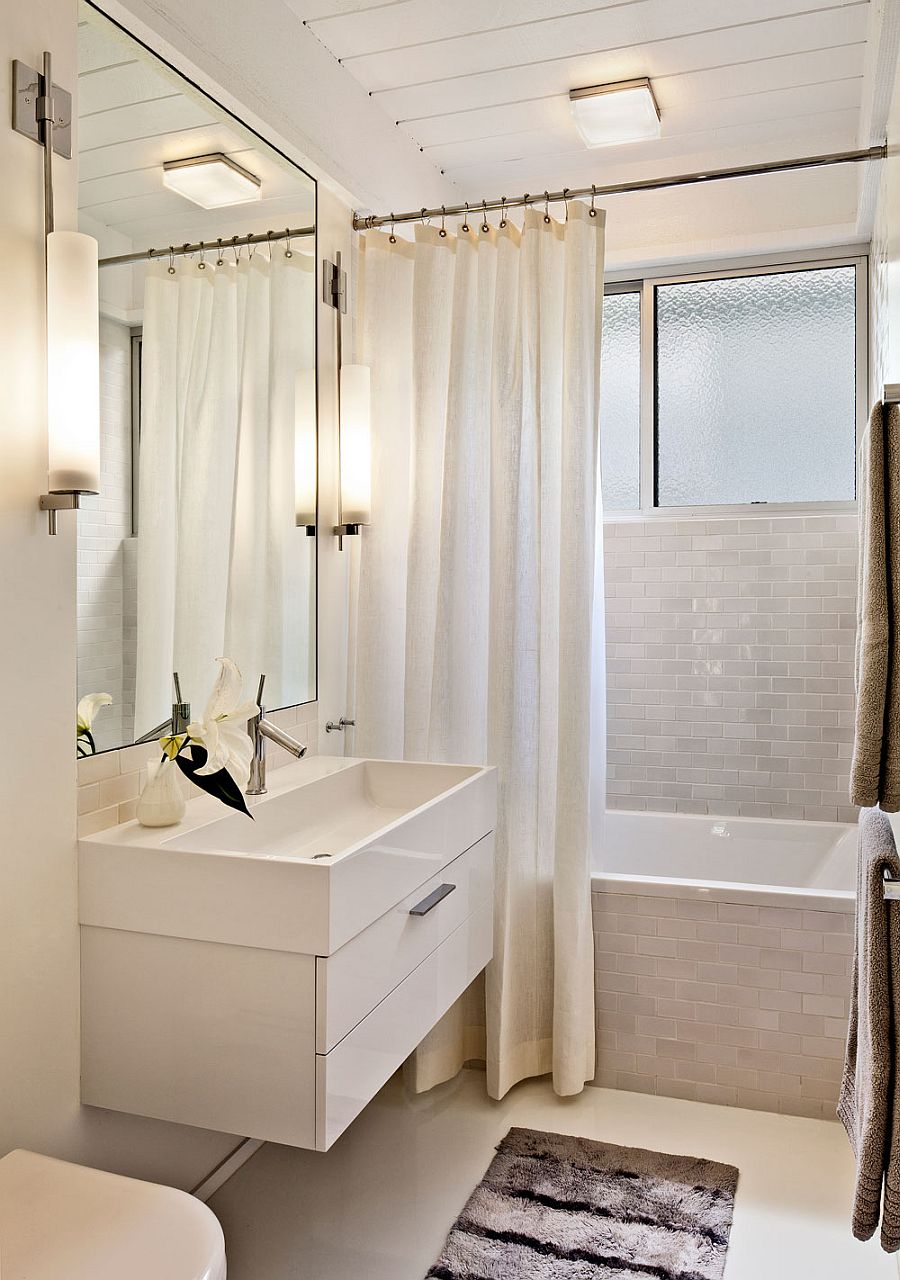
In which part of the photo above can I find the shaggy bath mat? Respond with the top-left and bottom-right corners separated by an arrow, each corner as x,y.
426,1127 -> 739,1279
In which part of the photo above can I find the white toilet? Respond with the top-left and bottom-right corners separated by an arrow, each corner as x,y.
0,1149 -> 226,1279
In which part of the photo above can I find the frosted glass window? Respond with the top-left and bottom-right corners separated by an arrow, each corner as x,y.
600,291 -> 641,510
655,266 -> 857,507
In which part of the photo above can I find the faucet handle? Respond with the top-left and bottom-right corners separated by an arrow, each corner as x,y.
255,674 -> 267,705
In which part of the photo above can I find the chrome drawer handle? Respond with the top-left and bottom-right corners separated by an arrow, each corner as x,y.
409,883 -> 456,916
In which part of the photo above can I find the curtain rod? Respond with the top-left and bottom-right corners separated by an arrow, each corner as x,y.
352,145 -> 887,232
98,224 -> 316,269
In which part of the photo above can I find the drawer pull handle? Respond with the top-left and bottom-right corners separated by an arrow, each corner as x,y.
409,883 -> 456,916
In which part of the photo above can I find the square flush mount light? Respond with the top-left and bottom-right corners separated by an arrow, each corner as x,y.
569,78 -> 661,148
162,153 -> 262,208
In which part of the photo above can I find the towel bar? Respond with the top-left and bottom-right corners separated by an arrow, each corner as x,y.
884,383 -> 900,405
883,870 -> 900,900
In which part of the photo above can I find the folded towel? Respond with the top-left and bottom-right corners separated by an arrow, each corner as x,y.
851,402 -> 900,810
838,807 -> 900,1250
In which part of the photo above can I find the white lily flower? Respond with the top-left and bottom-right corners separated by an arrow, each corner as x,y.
187,658 -> 259,785
77,693 -> 112,734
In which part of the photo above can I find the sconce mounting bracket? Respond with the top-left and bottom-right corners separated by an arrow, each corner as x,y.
12,60 -> 72,159
323,258 -> 347,313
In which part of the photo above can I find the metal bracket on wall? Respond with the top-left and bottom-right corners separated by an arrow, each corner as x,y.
322,258 -> 347,312
11,60 -> 72,159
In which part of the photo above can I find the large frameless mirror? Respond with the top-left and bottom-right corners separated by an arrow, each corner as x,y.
75,2 -> 317,755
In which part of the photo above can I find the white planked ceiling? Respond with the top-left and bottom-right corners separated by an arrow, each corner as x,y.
77,4 -> 315,254
287,0 -> 900,262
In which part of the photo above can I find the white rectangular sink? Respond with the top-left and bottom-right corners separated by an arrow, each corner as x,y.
168,759 -> 481,862
79,755 -> 497,954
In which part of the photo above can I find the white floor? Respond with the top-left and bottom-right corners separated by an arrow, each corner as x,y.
210,1069 -> 895,1279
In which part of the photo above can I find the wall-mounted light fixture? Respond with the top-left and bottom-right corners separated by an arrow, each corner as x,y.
295,369 -> 318,535
324,251 -> 372,548
569,78 -> 661,149
162,154 -> 261,209
14,52 -> 101,534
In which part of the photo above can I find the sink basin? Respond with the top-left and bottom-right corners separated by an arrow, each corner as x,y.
168,760 -> 481,862
79,756 -> 496,955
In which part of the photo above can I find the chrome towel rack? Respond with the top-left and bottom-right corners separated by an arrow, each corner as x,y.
884,870 -> 900,901
884,384 -> 900,405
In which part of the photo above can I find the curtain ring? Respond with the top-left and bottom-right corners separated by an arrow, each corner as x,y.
589,183 -> 598,218
389,214 -> 397,244
197,242 -> 207,270
543,191 -> 551,224
232,235 -> 241,263
420,206 -> 429,228
481,200 -> 490,234
216,237 -> 224,266
439,205 -> 447,238
562,187 -> 570,222
461,202 -> 470,233
166,246 -> 176,274
267,229 -> 274,259
499,196 -> 508,229
284,228 -> 293,258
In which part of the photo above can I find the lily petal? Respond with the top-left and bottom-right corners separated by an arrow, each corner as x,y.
203,658 -> 244,721
77,692 -> 112,732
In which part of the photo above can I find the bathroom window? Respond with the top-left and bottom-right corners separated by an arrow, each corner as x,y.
600,254 -> 865,516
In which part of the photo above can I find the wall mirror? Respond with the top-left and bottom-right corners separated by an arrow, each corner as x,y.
76,2 -> 317,754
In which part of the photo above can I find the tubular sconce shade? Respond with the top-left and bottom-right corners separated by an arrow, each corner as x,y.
46,230 -> 101,495
295,368 -> 318,533
338,365 -> 372,529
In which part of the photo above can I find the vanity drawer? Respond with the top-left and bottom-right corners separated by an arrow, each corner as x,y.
315,833 -> 493,1052
315,900 -> 493,1150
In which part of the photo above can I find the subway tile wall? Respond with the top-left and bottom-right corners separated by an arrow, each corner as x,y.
604,513 -> 858,822
592,887 -> 852,1121
76,702 -> 319,836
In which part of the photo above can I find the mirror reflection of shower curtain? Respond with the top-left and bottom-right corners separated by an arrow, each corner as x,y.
134,252 -> 315,734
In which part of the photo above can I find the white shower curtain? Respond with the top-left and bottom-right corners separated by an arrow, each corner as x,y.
135,251 -> 315,732
352,203 -> 606,1099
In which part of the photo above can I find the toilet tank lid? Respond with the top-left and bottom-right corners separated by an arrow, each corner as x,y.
0,1149 -> 226,1280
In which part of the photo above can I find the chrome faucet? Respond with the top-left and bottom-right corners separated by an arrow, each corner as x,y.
246,675 -> 307,796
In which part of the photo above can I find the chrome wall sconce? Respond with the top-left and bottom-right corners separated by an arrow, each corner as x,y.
14,53 -> 101,534
323,251 -> 371,548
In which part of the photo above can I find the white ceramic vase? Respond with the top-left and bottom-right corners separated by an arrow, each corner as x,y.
136,756 -> 186,828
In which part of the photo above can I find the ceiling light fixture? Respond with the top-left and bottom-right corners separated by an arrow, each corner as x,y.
569,78 -> 661,149
162,154 -> 261,209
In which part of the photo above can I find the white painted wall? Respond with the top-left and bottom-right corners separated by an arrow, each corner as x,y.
0,0 -> 248,1189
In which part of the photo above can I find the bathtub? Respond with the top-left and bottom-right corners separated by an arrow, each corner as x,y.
593,810 -> 857,911
590,810 -> 856,1121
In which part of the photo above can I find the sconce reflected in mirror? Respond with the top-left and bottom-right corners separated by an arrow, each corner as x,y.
295,369 -> 318,535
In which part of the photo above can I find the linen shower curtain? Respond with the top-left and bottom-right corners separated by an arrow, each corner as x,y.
351,203 -> 606,1099
135,251 -> 315,732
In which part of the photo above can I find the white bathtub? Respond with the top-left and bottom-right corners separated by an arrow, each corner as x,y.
593,810 -> 857,911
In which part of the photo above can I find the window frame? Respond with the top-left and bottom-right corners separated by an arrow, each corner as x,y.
602,247 -> 868,521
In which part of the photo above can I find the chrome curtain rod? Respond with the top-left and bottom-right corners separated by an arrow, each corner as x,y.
352,145 -> 887,232
98,224 -> 315,269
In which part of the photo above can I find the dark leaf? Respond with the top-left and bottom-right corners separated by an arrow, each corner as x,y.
176,744 -> 253,819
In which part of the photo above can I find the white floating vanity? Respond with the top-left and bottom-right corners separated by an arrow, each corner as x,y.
78,757 -> 496,1150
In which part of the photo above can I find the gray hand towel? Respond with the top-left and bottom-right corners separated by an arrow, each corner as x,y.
851,402 -> 900,810
838,807 -> 900,1251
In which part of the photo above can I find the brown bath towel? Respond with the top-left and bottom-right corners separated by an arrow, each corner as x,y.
838,807 -> 900,1250
851,402 -> 900,810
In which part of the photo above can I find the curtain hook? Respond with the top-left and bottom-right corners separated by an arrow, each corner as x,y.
589,183 -> 598,218
232,235 -> 241,263
216,237 -> 224,266
166,246 -> 176,274
421,206 -> 429,228
267,229 -> 274,259
461,202 -> 470,233
439,205 -> 447,238
197,241 -> 206,270
562,187 -> 570,222
481,200 -> 490,234
284,228 -> 293,258
389,213 -> 397,244
543,191 -> 551,224
499,196 -> 508,229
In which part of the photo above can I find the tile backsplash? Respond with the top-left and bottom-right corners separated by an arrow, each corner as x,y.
604,513 -> 857,822
77,702 -> 319,836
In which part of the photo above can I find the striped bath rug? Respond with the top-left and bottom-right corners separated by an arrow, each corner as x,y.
426,1127 -> 739,1279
